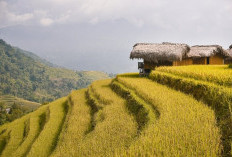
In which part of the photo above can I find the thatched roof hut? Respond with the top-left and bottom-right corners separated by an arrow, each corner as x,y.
130,42 -> 190,63
187,45 -> 228,58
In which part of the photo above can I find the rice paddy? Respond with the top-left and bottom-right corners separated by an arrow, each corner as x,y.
156,65 -> 232,86
114,75 -> 221,156
0,65 -> 230,156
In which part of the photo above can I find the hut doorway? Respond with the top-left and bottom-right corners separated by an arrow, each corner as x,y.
207,57 -> 210,64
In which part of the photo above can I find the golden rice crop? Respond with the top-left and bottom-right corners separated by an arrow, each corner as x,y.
150,69 -> 232,156
115,75 -> 221,156
53,79 -> 137,157
51,89 -> 91,157
0,119 -> 25,157
111,80 -> 158,132
12,106 -> 49,157
0,104 -> 50,157
156,65 -> 232,86
27,97 -> 68,157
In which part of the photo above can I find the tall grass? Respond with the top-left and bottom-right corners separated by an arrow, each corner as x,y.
115,75 -> 221,156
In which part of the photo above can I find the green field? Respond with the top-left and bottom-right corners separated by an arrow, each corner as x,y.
0,95 -> 40,111
0,65 -> 231,156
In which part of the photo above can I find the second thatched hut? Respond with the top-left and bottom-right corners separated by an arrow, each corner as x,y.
173,45 -> 228,66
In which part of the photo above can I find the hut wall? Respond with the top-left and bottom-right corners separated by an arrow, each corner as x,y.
225,59 -> 232,64
209,54 -> 224,65
144,61 -> 156,70
193,58 -> 206,65
172,54 -> 225,66
158,61 -> 173,66
173,58 -> 193,66
144,60 -> 173,69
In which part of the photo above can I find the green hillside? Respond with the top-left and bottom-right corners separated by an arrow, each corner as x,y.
0,39 -> 109,103
13,47 -> 57,67
0,65 -> 231,156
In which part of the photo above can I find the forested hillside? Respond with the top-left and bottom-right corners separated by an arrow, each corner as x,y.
0,39 -> 109,103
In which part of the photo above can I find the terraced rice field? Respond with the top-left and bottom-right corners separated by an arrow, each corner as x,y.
0,97 -> 67,157
113,75 -> 221,156
156,65 -> 232,86
150,65 -> 232,156
0,65 -> 230,156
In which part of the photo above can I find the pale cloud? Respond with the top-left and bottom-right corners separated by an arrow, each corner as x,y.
1,0 -> 231,30
0,0 -> 167,27
0,1 -> 34,28
40,18 -> 54,26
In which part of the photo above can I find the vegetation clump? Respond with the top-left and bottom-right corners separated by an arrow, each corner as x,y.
0,103 -> 29,125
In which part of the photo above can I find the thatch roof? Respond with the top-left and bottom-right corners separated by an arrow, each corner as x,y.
187,45 -> 228,58
130,42 -> 190,63
228,49 -> 232,56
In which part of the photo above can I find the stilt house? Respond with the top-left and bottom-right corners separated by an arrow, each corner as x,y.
130,42 -> 190,74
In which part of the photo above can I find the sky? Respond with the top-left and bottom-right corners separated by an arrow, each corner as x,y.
0,0 -> 231,73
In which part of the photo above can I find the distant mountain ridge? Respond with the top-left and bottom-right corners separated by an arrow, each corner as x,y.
0,39 -> 109,103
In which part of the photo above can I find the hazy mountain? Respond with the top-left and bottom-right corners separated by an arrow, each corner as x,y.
0,39 -> 109,103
